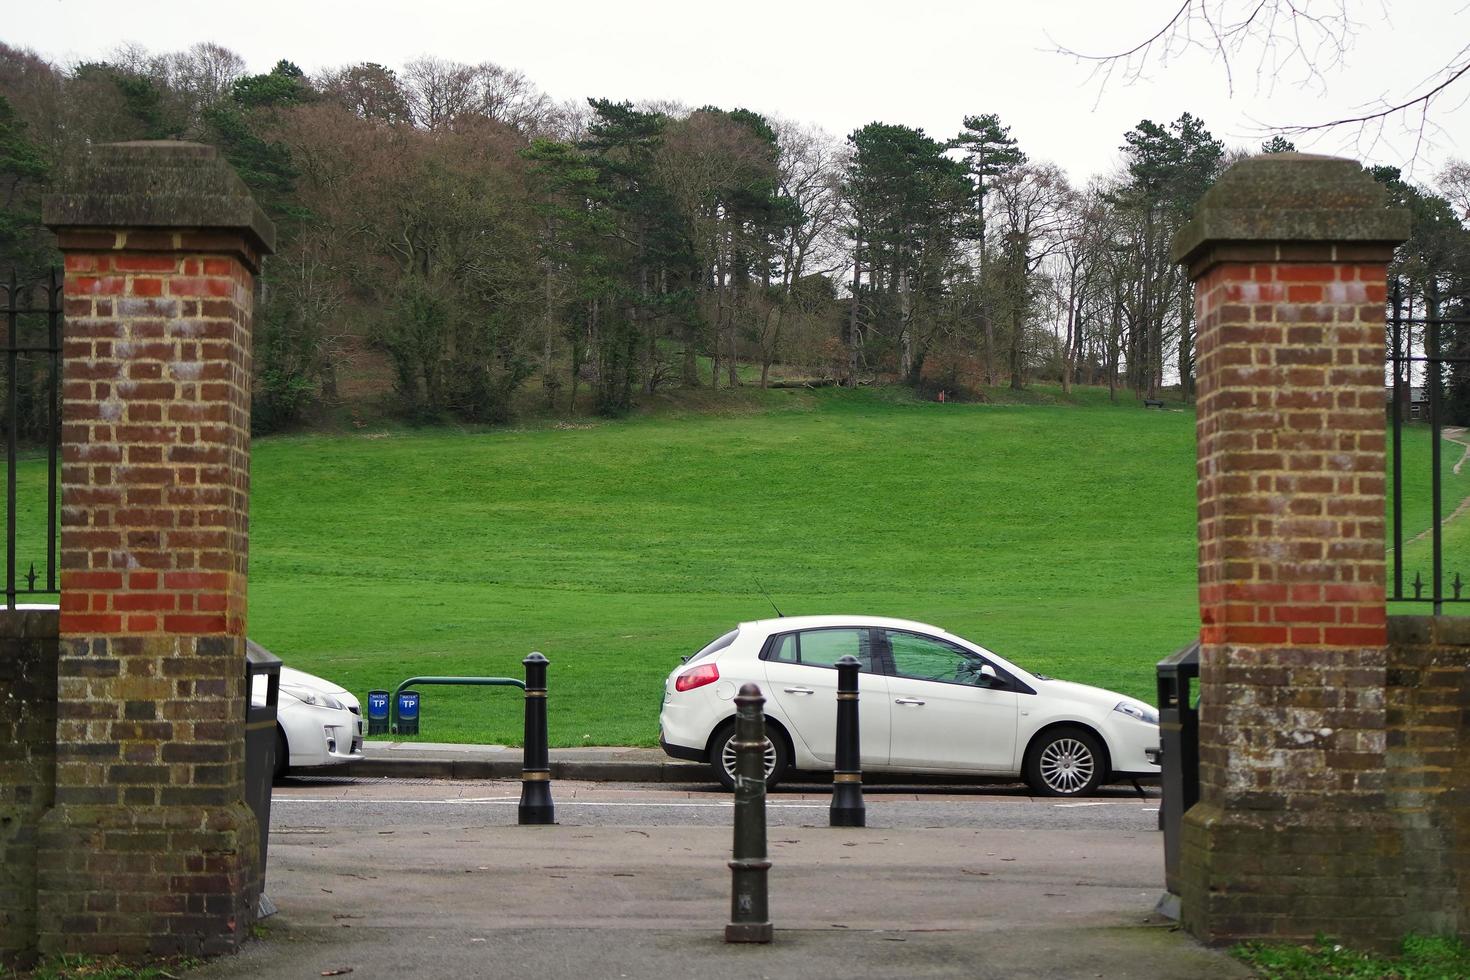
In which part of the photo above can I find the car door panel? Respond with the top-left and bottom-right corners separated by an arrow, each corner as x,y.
762,628 -> 890,766
882,629 -> 1019,772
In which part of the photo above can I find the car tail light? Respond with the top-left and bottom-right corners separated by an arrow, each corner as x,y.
675,663 -> 720,692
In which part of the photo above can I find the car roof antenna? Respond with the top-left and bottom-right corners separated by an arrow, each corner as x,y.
755,581 -> 784,618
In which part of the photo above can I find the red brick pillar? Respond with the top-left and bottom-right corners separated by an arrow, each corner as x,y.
36,141 -> 274,957
1173,154 -> 1408,945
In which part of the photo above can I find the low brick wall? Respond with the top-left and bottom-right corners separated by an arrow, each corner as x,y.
1386,616 -> 1470,938
0,608 -> 59,968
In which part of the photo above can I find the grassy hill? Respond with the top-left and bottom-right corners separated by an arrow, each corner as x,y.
245,385 -> 1201,744
10,384 -> 1458,746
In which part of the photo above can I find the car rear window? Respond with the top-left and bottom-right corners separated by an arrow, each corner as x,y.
686,628 -> 739,664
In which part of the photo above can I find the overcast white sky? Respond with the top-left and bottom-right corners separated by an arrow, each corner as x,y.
7,0 -> 1466,184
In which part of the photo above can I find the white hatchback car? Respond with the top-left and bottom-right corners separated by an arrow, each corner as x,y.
658,616 -> 1160,796
252,665 -> 365,780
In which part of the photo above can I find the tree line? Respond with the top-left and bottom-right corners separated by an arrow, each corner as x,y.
0,41 -> 1466,434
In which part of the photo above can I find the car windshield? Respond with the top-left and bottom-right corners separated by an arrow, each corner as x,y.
686,628 -> 739,664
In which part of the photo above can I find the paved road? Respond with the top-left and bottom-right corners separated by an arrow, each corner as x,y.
273,776 -> 1162,832
188,776 -> 1247,980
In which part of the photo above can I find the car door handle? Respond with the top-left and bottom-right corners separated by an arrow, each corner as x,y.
894,697 -> 926,706
784,687 -> 815,695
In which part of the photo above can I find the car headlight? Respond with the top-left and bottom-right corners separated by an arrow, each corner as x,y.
282,685 -> 346,711
1114,701 -> 1159,725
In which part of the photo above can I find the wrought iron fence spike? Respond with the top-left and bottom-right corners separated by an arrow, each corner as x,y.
1413,571 -> 1425,599
1455,573 -> 1464,600
25,562 -> 36,590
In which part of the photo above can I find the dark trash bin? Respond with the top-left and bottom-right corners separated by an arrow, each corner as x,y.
245,639 -> 282,916
1156,640 -> 1200,908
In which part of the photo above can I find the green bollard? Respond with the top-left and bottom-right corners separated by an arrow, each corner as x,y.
830,654 -> 866,827
518,652 -> 555,825
724,683 -> 773,943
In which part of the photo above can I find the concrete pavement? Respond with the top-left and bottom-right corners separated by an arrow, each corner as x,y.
194,778 -> 1247,980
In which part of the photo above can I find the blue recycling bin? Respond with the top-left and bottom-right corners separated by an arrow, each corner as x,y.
367,690 -> 390,736
396,690 -> 421,735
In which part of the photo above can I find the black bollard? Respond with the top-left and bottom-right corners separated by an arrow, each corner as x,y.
518,652 -> 555,825
725,683 -> 773,943
830,654 -> 866,828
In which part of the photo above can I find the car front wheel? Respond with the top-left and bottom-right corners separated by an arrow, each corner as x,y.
273,727 -> 289,783
1026,727 -> 1105,797
710,722 -> 788,792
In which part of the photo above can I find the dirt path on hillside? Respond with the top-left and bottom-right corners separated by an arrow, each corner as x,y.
1396,427 -> 1470,550
1449,427 -> 1470,475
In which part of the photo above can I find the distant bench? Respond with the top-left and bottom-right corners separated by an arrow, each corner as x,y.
1143,398 -> 1166,409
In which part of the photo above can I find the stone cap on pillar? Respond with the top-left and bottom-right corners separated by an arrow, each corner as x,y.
42,140 -> 276,273
1171,152 -> 1409,278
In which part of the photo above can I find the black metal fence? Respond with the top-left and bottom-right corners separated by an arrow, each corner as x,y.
2,270 -> 62,608
1388,282 -> 1470,613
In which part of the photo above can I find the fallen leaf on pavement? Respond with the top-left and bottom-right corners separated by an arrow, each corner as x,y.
321,969 -> 353,977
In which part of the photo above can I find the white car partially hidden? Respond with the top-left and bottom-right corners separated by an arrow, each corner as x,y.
252,665 -> 365,779
658,616 -> 1160,796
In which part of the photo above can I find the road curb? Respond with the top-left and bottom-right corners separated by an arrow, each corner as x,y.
335,757 -> 710,783
328,756 -> 1160,792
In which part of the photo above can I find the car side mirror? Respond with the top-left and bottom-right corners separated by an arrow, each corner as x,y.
978,664 -> 998,685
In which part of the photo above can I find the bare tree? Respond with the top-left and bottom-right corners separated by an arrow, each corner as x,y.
758,119 -> 846,386
1054,1 -> 1470,158
991,162 -> 1072,389
168,42 -> 245,113
472,63 -> 556,135
1441,159 -> 1470,223
401,56 -> 478,131
653,109 -> 777,387
316,62 -> 413,124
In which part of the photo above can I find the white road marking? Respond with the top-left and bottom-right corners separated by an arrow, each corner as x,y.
273,797 -> 826,809
1052,801 -> 1138,808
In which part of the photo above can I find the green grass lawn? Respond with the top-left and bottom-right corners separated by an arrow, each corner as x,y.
21,386 -> 1456,747
236,385 -> 1201,744
1392,424 -> 1470,611
1235,933 -> 1470,979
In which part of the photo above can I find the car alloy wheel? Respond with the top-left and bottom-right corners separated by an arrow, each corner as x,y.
1027,727 -> 1104,797
273,727 -> 289,783
722,734 -> 778,783
1039,737 -> 1094,793
711,723 -> 787,791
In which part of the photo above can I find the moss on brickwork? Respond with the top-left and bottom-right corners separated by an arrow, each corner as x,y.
41,141 -> 275,260
0,610 -> 59,970
1172,152 -> 1409,265
33,138 -> 266,961
1176,153 -> 1424,951
35,801 -> 258,959
1182,621 -> 1470,948
1384,616 -> 1470,939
